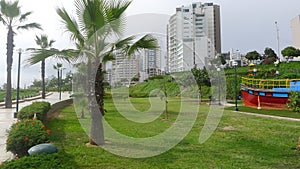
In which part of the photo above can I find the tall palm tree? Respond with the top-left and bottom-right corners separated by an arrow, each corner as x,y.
27,35 -> 55,99
28,0 -> 158,145
53,63 -> 62,96
0,0 -> 42,108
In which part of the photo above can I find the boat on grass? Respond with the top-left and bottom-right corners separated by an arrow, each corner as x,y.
241,77 -> 300,109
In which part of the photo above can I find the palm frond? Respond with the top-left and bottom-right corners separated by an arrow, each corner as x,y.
0,0 -> 20,20
57,7 -> 84,47
19,11 -> 32,22
126,34 -> 158,56
17,22 -> 42,30
49,40 -> 55,47
27,48 -> 79,66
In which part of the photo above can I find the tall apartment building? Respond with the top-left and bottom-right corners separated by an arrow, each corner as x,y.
291,15 -> 300,49
167,2 -> 221,72
111,53 -> 139,87
142,49 -> 162,76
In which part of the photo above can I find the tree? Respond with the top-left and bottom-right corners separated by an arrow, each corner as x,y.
191,67 -> 211,102
281,46 -> 300,58
0,0 -> 42,108
27,35 -> 55,99
245,50 -> 261,61
263,47 -> 277,64
53,63 -> 62,94
28,0 -> 158,145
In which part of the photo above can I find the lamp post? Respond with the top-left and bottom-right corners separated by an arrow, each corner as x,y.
275,70 -> 279,77
59,67 -> 66,100
217,67 -> 221,105
253,68 -> 257,77
14,49 -> 22,118
233,61 -> 238,111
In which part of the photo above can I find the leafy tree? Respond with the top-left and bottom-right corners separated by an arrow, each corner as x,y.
191,67 -> 211,101
263,47 -> 277,64
245,50 -> 261,61
27,35 -> 55,99
281,46 -> 300,58
0,0 -> 42,108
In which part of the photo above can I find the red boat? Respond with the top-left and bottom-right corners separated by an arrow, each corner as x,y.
241,77 -> 300,109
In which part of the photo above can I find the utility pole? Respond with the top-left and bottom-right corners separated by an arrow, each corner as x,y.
275,21 -> 281,61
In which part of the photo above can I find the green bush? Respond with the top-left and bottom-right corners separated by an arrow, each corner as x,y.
0,153 -> 75,169
6,119 -> 50,157
287,92 -> 300,112
17,102 -> 51,123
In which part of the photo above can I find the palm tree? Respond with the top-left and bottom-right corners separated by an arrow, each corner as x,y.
27,35 -> 55,99
28,0 -> 158,145
0,0 -> 42,108
53,63 -> 62,98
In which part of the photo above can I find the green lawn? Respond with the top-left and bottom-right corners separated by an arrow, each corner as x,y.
0,89 -> 40,102
44,98 -> 300,169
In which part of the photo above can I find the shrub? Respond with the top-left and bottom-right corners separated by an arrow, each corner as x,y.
0,153 -> 76,169
287,92 -> 300,112
6,119 -> 50,157
17,102 -> 51,123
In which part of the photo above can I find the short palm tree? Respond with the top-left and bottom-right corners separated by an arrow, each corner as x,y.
29,0 -> 158,145
0,0 -> 42,108
27,35 -> 55,99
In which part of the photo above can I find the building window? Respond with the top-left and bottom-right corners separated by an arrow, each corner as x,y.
183,9 -> 189,12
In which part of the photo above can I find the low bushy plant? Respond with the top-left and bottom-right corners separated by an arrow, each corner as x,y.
0,153 -> 75,169
17,102 -> 51,123
6,119 -> 50,157
287,92 -> 300,112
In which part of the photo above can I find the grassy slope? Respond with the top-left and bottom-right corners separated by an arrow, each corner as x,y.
46,98 -> 300,169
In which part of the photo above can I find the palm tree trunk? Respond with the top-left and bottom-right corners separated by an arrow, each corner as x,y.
89,61 -> 105,145
41,59 -> 46,99
5,26 -> 14,108
95,63 -> 105,116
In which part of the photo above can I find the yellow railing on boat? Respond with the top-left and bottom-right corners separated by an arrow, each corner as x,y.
241,77 -> 300,89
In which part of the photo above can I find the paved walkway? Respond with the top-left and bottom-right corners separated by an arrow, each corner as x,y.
0,92 -> 71,162
234,111 -> 300,122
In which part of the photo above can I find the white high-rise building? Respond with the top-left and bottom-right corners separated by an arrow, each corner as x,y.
167,2 -> 221,72
291,15 -> 300,49
111,53 -> 139,87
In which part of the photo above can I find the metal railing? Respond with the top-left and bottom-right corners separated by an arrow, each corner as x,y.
241,77 -> 300,89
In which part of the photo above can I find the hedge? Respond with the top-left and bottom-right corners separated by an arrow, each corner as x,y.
17,102 -> 51,123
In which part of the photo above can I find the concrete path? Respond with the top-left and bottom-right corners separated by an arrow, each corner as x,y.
234,111 -> 300,122
0,92 -> 71,162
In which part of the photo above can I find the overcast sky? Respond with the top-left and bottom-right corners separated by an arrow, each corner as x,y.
0,0 -> 300,88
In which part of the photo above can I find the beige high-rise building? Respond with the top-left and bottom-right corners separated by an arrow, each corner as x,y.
291,15 -> 300,49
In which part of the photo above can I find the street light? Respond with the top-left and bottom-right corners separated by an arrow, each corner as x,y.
14,48 -> 22,118
275,70 -> 279,77
217,67 -> 221,105
233,61 -> 239,111
253,68 -> 257,77
59,67 -> 66,100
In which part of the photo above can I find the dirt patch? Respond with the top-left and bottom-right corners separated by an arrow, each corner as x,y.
222,126 -> 237,131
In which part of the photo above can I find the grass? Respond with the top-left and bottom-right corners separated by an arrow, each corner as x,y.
44,98 -> 300,169
225,105 -> 300,119
0,89 -> 40,102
